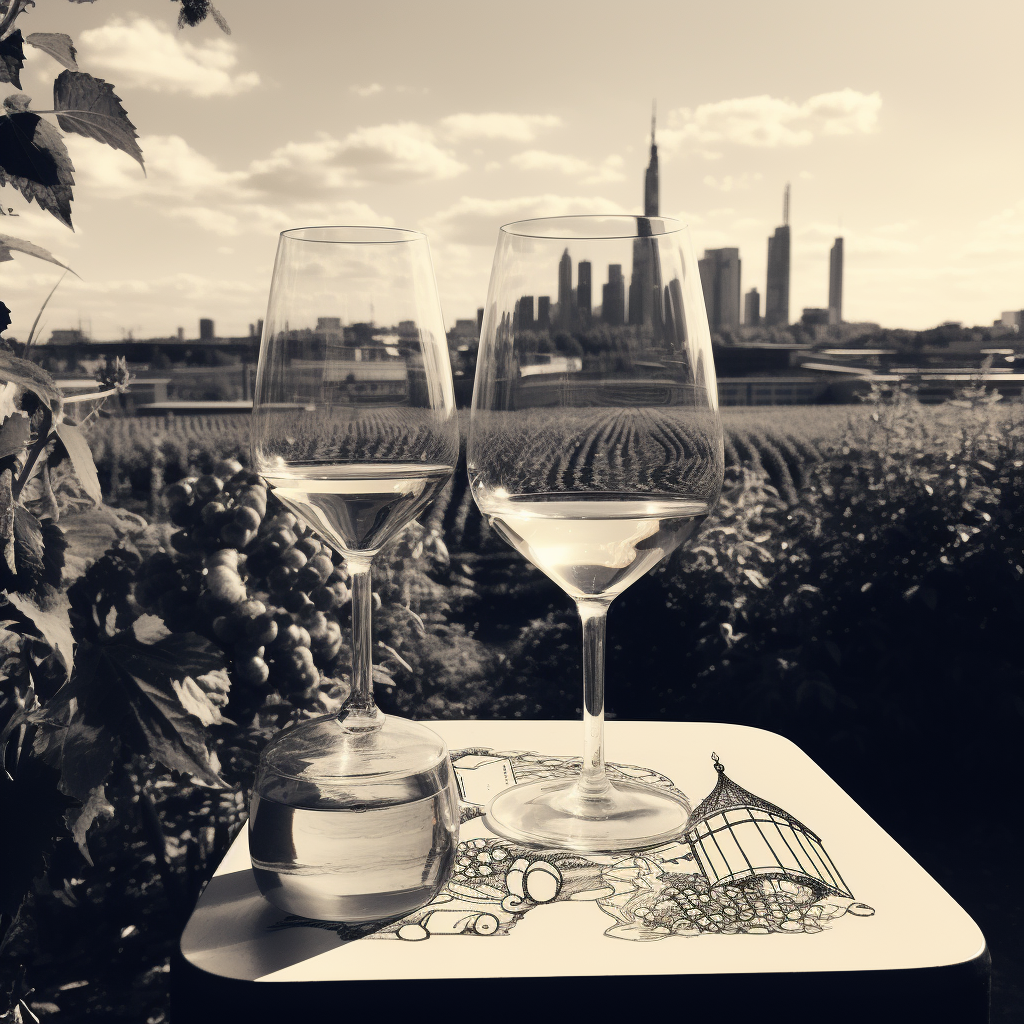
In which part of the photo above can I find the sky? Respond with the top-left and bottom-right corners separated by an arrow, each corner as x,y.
2,0 -> 1022,341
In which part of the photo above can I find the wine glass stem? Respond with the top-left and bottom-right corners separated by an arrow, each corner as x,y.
576,598 -> 613,801
346,557 -> 378,717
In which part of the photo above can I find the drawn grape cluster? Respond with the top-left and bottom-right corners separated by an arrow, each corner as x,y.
134,458 -> 353,707
626,872 -> 846,936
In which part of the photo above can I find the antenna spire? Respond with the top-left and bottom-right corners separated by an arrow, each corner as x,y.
651,100 -> 657,144
783,182 -> 790,227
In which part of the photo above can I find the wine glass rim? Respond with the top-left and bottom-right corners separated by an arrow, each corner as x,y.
279,225 -> 426,244
499,214 -> 686,240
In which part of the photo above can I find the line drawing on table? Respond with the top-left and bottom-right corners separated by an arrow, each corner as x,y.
271,750 -> 874,944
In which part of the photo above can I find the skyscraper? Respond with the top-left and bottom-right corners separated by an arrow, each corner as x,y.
629,107 -> 663,331
744,287 -> 761,327
765,184 -> 791,327
644,103 -> 659,218
602,265 -> 625,325
537,295 -> 551,329
697,248 -> 741,332
828,237 -> 843,325
557,248 -> 574,327
576,262 -> 592,324
516,295 -> 535,328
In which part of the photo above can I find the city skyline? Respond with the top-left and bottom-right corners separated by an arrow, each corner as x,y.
0,0 -> 1020,341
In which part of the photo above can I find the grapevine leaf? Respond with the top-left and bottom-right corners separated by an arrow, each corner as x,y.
132,613 -> 170,644
12,504 -> 44,584
24,32 -> 79,72
57,507 -> 120,584
0,98 -> 76,228
57,627 -> 227,787
53,70 -> 144,171
173,675 -> 226,727
1,467 -> 14,572
58,712 -> 117,860
0,348 -> 63,412
6,586 -> 73,677
0,232 -> 76,273
0,30 -> 25,89
0,410 -> 29,460
54,419 -> 101,505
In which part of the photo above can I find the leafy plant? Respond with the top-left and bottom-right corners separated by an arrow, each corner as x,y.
1,4 -> 234,1020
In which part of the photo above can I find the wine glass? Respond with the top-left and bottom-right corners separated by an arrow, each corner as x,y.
247,226 -> 461,922
468,215 -> 724,853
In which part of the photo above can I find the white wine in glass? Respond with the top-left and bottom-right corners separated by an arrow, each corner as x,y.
248,226 -> 461,921
469,215 -> 724,853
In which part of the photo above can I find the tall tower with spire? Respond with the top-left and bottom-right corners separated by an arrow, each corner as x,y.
765,183 -> 791,326
644,102 -> 659,217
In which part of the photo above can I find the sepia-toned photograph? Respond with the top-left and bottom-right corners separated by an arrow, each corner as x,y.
0,1 -> 1020,1020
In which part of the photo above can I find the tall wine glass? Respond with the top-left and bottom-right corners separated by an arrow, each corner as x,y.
248,226 -> 461,922
469,215 -> 724,853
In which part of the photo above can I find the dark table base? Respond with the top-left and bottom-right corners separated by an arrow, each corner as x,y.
171,945 -> 990,1023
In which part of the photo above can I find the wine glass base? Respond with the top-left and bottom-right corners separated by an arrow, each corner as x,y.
482,776 -> 690,854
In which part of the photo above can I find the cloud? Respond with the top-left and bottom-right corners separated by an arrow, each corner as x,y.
439,113 -> 562,142
247,123 -> 466,191
73,135 -> 250,201
703,172 -> 763,192
509,150 -> 625,184
660,89 -> 881,156
351,83 -> 383,97
423,194 -> 629,247
967,200 -> 1024,256
79,17 -> 259,97
71,133 -> 396,236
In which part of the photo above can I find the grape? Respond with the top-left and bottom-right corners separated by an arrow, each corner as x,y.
295,537 -> 321,559
237,599 -> 266,621
201,501 -> 227,526
273,624 -> 311,650
212,615 -> 243,644
233,506 -> 261,532
213,458 -> 244,480
281,590 -> 313,614
193,475 -> 224,502
306,554 -> 334,582
265,528 -> 297,555
206,548 -> 238,571
311,620 -> 342,662
171,530 -> 199,554
265,512 -> 298,533
206,566 -> 247,604
310,584 -> 337,612
164,481 -> 193,504
267,566 -> 297,593
236,488 -> 268,517
275,646 -> 318,687
220,522 -> 253,549
278,548 -> 307,570
235,656 -> 270,686
298,609 -> 328,642
246,615 -> 278,646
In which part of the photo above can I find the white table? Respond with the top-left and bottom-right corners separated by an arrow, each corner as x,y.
172,721 -> 989,1022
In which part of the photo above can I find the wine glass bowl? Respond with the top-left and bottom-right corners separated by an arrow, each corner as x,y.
247,226 -> 461,920
469,215 -> 724,852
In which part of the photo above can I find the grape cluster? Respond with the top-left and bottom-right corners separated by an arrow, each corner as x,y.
135,458 -> 353,708
624,873 -> 842,936
451,839 -> 510,882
